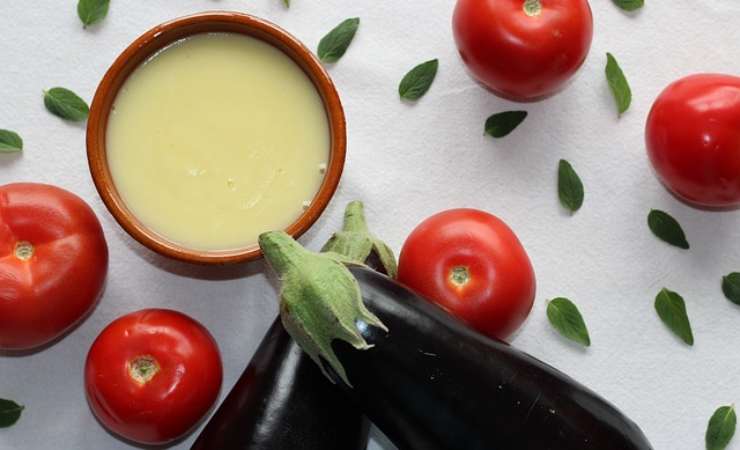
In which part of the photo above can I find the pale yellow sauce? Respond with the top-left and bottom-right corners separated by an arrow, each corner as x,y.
107,33 -> 329,251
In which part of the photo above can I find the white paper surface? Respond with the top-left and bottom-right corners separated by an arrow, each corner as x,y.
1,1 -> 740,449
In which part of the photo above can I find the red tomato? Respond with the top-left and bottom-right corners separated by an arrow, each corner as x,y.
646,74 -> 740,209
85,309 -> 223,445
453,0 -> 593,101
0,183 -> 108,351
398,209 -> 536,340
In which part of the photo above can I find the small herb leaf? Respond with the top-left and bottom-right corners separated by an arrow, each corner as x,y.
0,130 -> 23,153
283,0 -> 290,7
654,288 -> 694,345
648,209 -> 689,249
605,53 -> 631,116
44,88 -> 89,122
558,159 -> 584,212
0,399 -> 24,428
318,18 -> 360,63
484,111 -> 527,138
722,273 -> 740,305
399,59 -> 439,100
547,298 -> 591,346
77,0 -> 110,28
612,0 -> 644,11
707,405 -> 736,450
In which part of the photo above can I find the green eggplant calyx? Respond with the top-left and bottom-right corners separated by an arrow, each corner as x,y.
259,230 -> 389,386
321,201 -> 398,279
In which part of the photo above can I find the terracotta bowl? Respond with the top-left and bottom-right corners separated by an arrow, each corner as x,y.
87,12 -> 346,264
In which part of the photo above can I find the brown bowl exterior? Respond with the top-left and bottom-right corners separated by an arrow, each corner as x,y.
87,12 -> 346,264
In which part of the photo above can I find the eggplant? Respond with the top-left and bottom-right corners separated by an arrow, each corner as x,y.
191,318 -> 369,450
333,266 -> 653,449
259,229 -> 653,450
192,202 -> 393,450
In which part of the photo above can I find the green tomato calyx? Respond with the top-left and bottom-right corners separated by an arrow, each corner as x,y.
14,241 -> 34,261
523,0 -> 542,16
449,266 -> 471,287
128,355 -> 160,385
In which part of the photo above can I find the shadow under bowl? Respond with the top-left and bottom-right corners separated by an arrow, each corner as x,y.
87,11 -> 346,264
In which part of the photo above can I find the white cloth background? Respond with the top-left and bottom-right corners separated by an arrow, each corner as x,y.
1,1 -> 740,449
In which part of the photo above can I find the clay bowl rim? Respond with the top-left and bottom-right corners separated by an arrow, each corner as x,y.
86,11 -> 346,265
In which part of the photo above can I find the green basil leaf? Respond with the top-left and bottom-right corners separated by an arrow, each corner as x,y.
605,53 -> 631,116
648,209 -> 689,249
558,159 -> 584,212
0,399 -> 24,428
654,288 -> 694,345
317,18 -> 360,63
707,405 -> 736,450
0,129 -> 23,153
546,298 -> 591,347
484,111 -> 527,138
283,0 -> 290,7
77,0 -> 109,28
612,0 -> 644,11
722,273 -> 740,305
399,59 -> 439,100
44,87 -> 89,122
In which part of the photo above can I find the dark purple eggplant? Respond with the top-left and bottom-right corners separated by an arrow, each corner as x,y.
328,266 -> 653,450
259,230 -> 653,450
192,202 -> 393,450
190,319 -> 369,450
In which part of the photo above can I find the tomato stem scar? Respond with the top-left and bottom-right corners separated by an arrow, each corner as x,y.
128,356 -> 160,384
523,0 -> 542,16
14,241 -> 34,261
450,266 -> 470,287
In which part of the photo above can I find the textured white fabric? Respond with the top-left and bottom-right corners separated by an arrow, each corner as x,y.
1,1 -> 739,449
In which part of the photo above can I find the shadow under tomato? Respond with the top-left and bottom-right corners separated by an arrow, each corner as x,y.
0,151 -> 22,168
455,55 -> 580,104
664,185 -> 740,212
0,279 -> 107,357
86,376 -> 222,450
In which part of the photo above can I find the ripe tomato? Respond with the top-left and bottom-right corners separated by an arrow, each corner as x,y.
85,309 -> 223,445
0,183 -> 108,351
398,209 -> 536,340
646,74 -> 740,209
453,0 -> 593,101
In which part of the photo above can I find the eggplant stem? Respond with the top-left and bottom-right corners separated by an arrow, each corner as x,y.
321,201 -> 398,278
260,230 -> 388,387
342,201 -> 370,233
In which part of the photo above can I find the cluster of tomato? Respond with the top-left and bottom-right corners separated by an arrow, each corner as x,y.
0,192 -> 535,446
399,0 -> 740,346
0,184 -> 222,444
453,0 -> 740,209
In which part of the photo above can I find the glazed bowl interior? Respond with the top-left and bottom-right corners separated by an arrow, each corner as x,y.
87,12 -> 345,264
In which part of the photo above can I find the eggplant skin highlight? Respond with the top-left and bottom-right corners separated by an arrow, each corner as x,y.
322,266 -> 653,450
